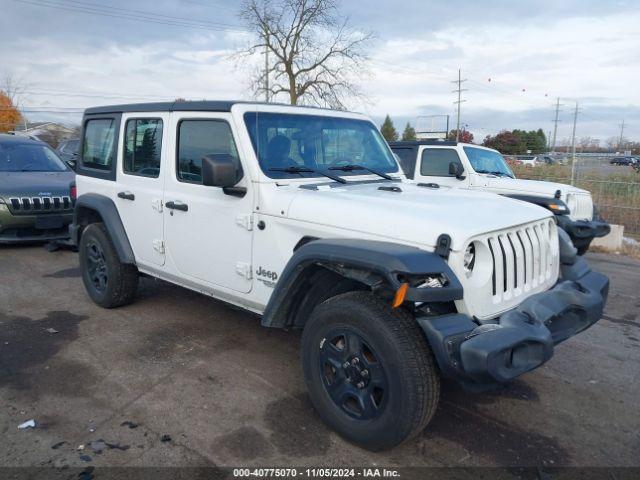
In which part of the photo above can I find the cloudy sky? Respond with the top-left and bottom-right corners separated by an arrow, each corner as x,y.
1,0 -> 639,144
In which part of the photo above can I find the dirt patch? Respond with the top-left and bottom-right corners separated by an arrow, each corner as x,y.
419,401 -> 571,466
43,267 -> 81,278
264,393 -> 331,457
0,310 -> 93,397
135,321 -> 246,364
211,426 -> 274,461
441,379 -> 540,405
602,314 -> 639,329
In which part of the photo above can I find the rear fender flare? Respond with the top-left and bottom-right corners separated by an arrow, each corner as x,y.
73,193 -> 135,264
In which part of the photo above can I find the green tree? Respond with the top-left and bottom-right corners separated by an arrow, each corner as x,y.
401,122 -> 417,141
380,115 -> 398,142
483,130 -> 527,154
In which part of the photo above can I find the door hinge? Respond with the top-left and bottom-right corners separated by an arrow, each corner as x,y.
152,199 -> 163,213
235,262 -> 252,280
153,239 -> 165,254
236,214 -> 253,231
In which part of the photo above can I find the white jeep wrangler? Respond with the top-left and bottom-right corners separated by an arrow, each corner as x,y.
390,141 -> 610,254
72,102 -> 608,451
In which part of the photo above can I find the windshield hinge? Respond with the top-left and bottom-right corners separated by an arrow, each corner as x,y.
236,214 -> 253,231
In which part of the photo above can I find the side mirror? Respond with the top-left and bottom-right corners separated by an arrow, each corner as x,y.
202,154 -> 239,188
448,162 -> 465,179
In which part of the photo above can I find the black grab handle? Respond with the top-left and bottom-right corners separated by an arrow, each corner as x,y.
165,201 -> 188,212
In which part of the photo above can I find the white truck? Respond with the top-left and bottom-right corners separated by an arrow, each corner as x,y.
71,101 -> 608,451
390,141 -> 610,254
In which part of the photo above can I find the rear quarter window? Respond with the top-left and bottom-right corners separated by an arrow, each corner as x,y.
78,115 -> 120,181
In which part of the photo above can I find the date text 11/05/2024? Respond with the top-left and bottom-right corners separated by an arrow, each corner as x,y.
232,468 -> 400,477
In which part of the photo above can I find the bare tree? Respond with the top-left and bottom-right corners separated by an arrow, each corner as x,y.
235,0 -> 372,109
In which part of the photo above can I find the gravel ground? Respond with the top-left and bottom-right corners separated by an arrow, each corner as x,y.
0,246 -> 638,472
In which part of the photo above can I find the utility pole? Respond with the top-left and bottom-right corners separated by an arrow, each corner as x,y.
551,97 -> 563,153
547,130 -> 552,150
451,69 -> 467,141
618,119 -> 626,152
570,101 -> 580,186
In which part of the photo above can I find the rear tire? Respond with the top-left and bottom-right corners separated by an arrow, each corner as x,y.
301,291 -> 440,451
79,223 -> 138,308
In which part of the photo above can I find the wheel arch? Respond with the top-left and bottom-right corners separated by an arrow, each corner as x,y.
261,238 -> 463,329
73,193 -> 135,264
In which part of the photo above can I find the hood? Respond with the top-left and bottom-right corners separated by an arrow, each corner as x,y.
483,176 -> 588,199
0,171 -> 75,200
285,181 -> 553,251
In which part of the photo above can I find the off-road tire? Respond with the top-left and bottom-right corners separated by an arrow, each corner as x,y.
301,291 -> 440,451
79,222 -> 138,308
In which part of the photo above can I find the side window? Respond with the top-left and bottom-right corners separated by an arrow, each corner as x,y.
177,120 -> 241,184
420,148 -> 463,176
123,118 -> 163,178
82,119 -> 116,170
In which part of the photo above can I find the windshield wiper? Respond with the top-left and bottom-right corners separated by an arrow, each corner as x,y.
328,164 -> 393,180
475,169 -> 513,178
269,165 -> 347,184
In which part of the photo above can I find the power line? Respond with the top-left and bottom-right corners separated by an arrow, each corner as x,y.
451,69 -> 467,141
11,0 -> 247,32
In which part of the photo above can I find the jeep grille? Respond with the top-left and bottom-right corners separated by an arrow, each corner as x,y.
9,196 -> 73,214
566,193 -> 593,221
457,218 -> 559,320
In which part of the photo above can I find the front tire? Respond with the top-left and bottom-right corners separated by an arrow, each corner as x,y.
79,223 -> 139,308
301,291 -> 440,451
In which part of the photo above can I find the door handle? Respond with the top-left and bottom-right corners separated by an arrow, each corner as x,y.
165,200 -> 188,212
117,191 -> 135,201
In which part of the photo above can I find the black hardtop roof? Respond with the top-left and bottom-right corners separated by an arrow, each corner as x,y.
0,133 -> 46,145
84,100 -> 338,115
388,140 -> 458,147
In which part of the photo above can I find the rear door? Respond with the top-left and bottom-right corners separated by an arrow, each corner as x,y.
115,113 -> 168,267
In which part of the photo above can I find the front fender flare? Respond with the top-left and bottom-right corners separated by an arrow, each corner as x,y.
261,238 -> 463,328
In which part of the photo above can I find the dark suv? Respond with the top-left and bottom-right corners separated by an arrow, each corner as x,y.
57,138 -> 80,170
0,134 -> 75,243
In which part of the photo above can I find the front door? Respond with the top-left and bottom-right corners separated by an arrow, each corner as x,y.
163,113 -> 253,293
418,146 -> 468,188
116,114 -> 167,267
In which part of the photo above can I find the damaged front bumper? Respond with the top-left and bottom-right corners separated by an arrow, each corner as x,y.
556,215 -> 610,253
418,255 -> 609,387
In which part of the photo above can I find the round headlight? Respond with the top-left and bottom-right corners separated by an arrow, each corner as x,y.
463,242 -> 476,273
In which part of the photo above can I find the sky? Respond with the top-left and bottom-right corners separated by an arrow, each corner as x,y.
1,0 -> 639,144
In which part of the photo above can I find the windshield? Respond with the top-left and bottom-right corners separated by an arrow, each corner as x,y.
0,142 -> 68,172
464,146 -> 515,178
244,112 -> 399,179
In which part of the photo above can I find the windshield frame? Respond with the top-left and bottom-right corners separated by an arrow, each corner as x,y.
0,141 -> 70,173
463,146 -> 515,179
242,111 -> 400,181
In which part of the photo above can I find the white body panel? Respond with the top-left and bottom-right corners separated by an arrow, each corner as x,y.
76,104 -> 560,320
